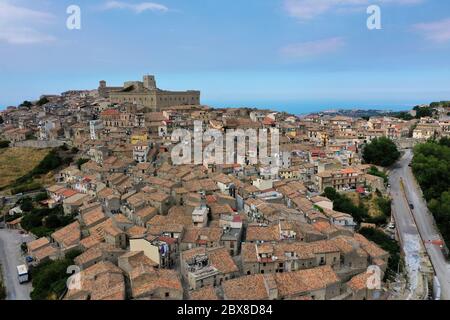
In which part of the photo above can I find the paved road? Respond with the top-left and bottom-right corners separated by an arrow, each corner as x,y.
0,229 -> 33,300
1,191 -> 43,206
389,152 -> 424,299
390,149 -> 450,300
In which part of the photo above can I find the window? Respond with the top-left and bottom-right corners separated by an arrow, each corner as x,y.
165,292 -> 169,298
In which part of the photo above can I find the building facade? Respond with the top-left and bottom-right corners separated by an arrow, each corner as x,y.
99,75 -> 201,111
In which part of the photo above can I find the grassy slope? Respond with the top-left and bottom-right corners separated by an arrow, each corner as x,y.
0,147 -> 51,190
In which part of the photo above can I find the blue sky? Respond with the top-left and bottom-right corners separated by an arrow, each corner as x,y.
1,0 -> 450,113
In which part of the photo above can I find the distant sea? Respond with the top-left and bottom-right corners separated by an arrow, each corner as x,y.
0,99 -> 416,115
205,100 -> 415,115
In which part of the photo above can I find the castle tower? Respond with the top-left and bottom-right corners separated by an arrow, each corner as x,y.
143,75 -> 156,90
99,80 -> 106,88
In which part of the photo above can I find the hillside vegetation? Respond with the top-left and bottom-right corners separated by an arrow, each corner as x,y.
412,137 -> 450,247
0,147 -> 51,191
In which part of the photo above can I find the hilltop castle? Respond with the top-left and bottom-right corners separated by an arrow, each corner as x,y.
98,75 -> 201,111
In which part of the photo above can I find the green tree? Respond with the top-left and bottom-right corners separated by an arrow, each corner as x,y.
19,101 -> 33,108
36,97 -> 49,106
323,187 -> 369,223
412,139 -> 450,247
392,111 -> 414,121
30,257 -> 73,300
362,137 -> 400,167
76,158 -> 89,170
33,192 -> 49,202
413,105 -> 434,118
20,197 -> 33,212
0,140 -> 9,149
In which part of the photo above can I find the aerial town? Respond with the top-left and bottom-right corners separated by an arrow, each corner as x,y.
0,75 -> 449,301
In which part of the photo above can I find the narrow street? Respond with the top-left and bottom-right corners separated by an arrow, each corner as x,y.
390,149 -> 450,300
0,228 -> 33,300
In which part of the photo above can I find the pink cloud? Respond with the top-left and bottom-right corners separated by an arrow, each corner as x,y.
415,18 -> 450,43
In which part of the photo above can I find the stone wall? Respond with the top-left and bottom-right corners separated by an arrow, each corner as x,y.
14,139 -> 68,149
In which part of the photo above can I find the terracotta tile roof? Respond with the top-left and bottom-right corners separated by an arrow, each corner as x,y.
119,251 -> 159,269
82,207 -> 107,226
208,247 -> 239,274
241,243 -> 258,263
33,245 -> 58,261
90,218 -> 123,239
113,214 -> 132,224
74,243 -> 123,266
246,225 -> 279,242
182,227 -> 223,244
354,234 -> 389,259
275,265 -> 340,298
65,261 -> 125,301
190,286 -> 219,300
223,274 -> 269,300
51,221 -> 81,248
135,206 -> 157,219
27,237 -> 50,252
80,234 -> 103,250
312,221 -> 338,234
148,223 -> 184,236
60,189 -> 78,198
146,214 -> 167,226
347,271 -> 372,292
101,109 -> 121,116
130,266 -> 182,298
127,225 -> 147,238
181,247 -> 207,262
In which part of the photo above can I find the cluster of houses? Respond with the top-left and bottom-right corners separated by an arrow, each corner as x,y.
2,76 -> 449,300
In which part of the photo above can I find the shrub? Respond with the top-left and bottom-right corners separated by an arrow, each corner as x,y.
323,187 -> 369,223
33,192 -> 49,202
368,166 -> 388,184
0,141 -> 10,149
11,181 -> 43,195
30,251 -> 80,300
76,158 -> 89,170
362,137 -> 400,167
36,97 -> 49,106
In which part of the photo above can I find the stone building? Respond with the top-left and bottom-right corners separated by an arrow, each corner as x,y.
99,75 -> 201,111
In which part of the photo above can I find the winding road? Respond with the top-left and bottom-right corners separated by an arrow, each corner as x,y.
390,149 -> 450,300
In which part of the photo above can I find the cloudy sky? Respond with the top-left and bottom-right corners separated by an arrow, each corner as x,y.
1,0 -> 450,112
